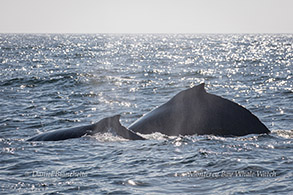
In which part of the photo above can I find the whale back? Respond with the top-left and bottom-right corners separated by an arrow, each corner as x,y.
28,115 -> 144,141
129,83 -> 270,136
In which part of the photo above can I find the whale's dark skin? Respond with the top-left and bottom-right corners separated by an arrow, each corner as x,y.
27,115 -> 145,141
128,83 -> 270,136
28,83 -> 269,141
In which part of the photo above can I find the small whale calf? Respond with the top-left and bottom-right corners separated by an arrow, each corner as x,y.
27,83 -> 270,141
27,115 -> 145,141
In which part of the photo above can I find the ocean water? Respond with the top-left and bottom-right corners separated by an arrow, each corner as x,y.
0,34 -> 292,194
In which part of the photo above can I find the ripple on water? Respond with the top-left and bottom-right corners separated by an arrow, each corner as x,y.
0,34 -> 292,194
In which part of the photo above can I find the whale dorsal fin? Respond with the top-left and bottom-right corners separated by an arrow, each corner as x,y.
198,83 -> 205,92
109,115 -> 121,128
192,83 -> 206,94
112,115 -> 121,122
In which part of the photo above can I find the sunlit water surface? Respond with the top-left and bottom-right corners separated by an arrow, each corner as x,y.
0,34 -> 292,194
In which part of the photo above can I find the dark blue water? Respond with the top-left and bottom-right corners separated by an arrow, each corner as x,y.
0,34 -> 292,194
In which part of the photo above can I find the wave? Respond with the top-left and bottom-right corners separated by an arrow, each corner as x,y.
271,129 -> 293,139
0,72 -> 80,88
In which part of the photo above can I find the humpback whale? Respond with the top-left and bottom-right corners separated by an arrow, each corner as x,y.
28,83 -> 269,141
27,115 -> 145,141
128,83 -> 270,136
